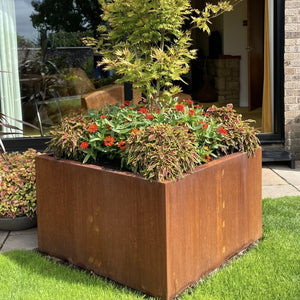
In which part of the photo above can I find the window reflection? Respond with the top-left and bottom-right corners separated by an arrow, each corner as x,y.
15,0 -> 113,137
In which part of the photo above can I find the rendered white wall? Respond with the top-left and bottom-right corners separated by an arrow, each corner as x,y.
223,1 -> 248,107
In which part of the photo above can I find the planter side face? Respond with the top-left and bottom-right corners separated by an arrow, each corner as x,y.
165,148 -> 262,298
36,148 -> 262,300
36,156 -> 168,298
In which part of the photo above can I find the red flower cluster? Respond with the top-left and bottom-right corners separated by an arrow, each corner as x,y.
138,107 -> 148,114
218,126 -> 228,135
88,123 -> 98,133
202,123 -> 208,130
80,141 -> 89,150
188,109 -> 195,116
104,136 -> 115,147
101,115 -> 106,119
131,128 -> 140,136
175,103 -> 185,112
146,114 -> 154,120
124,100 -> 131,106
184,99 -> 194,105
205,154 -> 211,162
118,140 -> 126,150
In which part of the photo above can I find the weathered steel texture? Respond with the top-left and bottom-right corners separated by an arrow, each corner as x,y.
36,148 -> 262,300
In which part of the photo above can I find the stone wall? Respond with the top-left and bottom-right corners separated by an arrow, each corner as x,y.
207,56 -> 240,107
285,0 -> 300,159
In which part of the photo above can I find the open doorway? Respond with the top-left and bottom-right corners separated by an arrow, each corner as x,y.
188,0 -> 271,133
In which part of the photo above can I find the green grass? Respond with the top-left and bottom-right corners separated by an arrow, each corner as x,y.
0,196 -> 299,300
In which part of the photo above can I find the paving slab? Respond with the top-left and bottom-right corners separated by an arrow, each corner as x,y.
0,227 -> 38,253
0,231 -> 8,249
262,184 -> 300,199
262,168 -> 287,186
271,168 -> 300,188
8,227 -> 37,236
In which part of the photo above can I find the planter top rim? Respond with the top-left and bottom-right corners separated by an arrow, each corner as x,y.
36,148 -> 261,184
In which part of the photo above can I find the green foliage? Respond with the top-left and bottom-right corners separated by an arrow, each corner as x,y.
0,149 -> 40,218
207,104 -> 260,156
47,102 -> 260,182
124,124 -> 200,181
31,0 -> 103,37
86,0 -> 237,110
79,100 -> 223,167
48,31 -> 93,48
46,114 -> 92,160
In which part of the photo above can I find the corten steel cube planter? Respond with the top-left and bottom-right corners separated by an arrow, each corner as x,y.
36,148 -> 262,300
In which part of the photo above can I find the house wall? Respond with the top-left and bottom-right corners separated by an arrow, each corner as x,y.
223,0 -> 248,107
285,0 -> 300,159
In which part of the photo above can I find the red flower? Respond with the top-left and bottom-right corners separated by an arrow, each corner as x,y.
146,114 -> 154,120
80,141 -> 89,150
218,126 -> 228,135
101,115 -> 106,119
202,123 -> 208,130
104,136 -> 115,147
194,104 -> 202,109
124,101 -> 131,106
107,124 -> 111,130
88,123 -> 98,133
137,107 -> 148,114
185,99 -> 194,105
118,140 -> 126,150
205,154 -> 211,162
131,128 -> 140,136
175,103 -> 185,112
188,109 -> 195,116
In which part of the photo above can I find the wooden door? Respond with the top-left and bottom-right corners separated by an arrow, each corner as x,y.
248,0 -> 264,110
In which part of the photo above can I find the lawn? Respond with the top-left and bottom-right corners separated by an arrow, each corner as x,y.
0,196 -> 299,300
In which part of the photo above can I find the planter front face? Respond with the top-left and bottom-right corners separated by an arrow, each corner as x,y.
36,148 -> 262,299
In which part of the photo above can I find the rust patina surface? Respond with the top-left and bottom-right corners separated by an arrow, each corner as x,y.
36,148 -> 262,300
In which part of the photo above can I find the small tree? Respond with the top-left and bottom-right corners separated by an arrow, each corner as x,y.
85,0 -> 240,111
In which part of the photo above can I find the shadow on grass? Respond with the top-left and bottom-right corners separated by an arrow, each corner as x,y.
1,249 -> 152,300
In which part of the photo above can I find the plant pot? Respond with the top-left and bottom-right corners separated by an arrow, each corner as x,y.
36,148 -> 262,300
0,215 -> 37,231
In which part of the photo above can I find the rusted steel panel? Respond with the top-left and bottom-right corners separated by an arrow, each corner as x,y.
36,156 -> 168,298
36,148 -> 262,300
165,148 -> 262,299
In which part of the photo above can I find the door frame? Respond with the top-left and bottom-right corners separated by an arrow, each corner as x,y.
258,0 -> 285,144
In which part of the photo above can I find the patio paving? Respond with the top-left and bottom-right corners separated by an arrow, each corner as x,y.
0,160 -> 299,253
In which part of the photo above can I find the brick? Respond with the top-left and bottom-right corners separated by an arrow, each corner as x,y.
285,96 -> 297,104
285,67 -> 296,75
285,32 -> 300,39
285,24 -> 297,32
285,1 -> 300,9
285,39 -> 296,46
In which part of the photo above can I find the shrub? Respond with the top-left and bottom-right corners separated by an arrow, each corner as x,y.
207,104 -> 260,156
84,0 -> 237,109
46,114 -> 92,160
123,124 -> 200,181
0,149 -> 39,218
